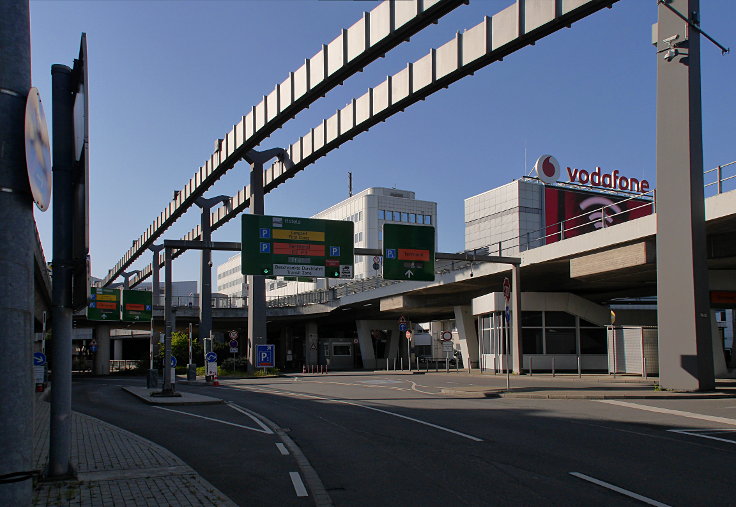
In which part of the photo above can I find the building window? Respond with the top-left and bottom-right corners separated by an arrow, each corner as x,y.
416,215 -> 424,224
424,215 -> 432,225
378,209 -> 385,220
378,231 -> 383,241
333,344 -> 351,356
401,212 -> 408,222
409,213 -> 416,223
545,328 -> 577,354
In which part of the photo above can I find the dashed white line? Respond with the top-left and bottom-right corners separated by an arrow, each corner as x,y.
276,442 -> 290,455
570,472 -> 671,507
290,471 -> 308,497
596,400 -> 736,426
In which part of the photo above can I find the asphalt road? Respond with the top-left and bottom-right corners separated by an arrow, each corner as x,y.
72,374 -> 736,506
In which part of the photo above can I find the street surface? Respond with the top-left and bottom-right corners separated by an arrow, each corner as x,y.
72,373 -> 736,506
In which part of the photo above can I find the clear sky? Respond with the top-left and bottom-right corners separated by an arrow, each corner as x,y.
29,0 -> 735,284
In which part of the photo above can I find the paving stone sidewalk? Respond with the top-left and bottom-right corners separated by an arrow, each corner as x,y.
33,395 -> 236,506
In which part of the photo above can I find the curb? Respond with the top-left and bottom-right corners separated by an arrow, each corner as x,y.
122,386 -> 224,406
439,388 -> 736,400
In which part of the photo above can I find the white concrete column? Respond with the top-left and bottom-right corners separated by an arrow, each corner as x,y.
356,321 -> 376,370
454,306 -> 479,369
113,339 -> 123,360
306,322 -> 318,365
387,328 -> 399,365
93,325 -> 110,375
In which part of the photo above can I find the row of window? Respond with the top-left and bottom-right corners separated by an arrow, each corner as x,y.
344,211 -> 363,223
217,266 -> 240,280
378,210 -> 432,225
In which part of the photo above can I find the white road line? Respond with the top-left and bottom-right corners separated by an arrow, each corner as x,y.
596,400 -> 736,427
668,429 -> 736,445
276,442 -> 290,455
152,406 -> 272,434
226,402 -> 274,434
570,472 -> 671,507
245,386 -> 483,442
289,472 -> 308,497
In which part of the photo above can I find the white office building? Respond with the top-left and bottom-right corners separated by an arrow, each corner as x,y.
216,187 -> 437,298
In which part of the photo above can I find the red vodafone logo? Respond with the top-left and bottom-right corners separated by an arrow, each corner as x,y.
534,154 -> 560,184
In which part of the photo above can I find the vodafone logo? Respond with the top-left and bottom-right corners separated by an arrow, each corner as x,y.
534,155 -> 560,184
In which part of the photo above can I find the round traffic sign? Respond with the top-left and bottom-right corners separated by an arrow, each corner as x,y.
33,352 -> 47,366
170,356 -> 177,367
229,330 -> 238,340
229,339 -> 238,348
405,331 -> 412,340
440,331 -> 453,342
205,352 -> 217,363
24,88 -> 52,211
373,256 -> 380,263
399,323 -> 408,332
503,278 -> 511,301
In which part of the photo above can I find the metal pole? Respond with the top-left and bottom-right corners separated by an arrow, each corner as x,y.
161,247 -> 174,395
148,244 -> 163,375
244,148 -> 285,372
0,1 -> 34,499
188,322 -> 193,366
511,264 -> 523,374
552,355 -> 556,377
48,63 -> 75,479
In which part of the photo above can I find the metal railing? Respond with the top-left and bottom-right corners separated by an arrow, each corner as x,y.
109,360 -> 140,372
704,161 -> 736,197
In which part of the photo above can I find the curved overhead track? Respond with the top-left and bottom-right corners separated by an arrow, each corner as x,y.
103,0 -> 468,287
129,0 -> 619,289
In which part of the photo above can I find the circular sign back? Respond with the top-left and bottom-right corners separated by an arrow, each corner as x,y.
24,88 -> 52,211
534,154 -> 560,185
440,331 -> 453,342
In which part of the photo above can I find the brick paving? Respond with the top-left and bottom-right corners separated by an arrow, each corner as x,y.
33,397 -> 236,506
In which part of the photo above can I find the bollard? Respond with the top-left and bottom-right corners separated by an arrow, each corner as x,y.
643,357 -> 647,379
325,363 -> 328,374
552,356 -> 555,377
386,359 -> 389,372
302,364 -> 306,374
529,357 -> 533,376
446,357 -> 449,373
394,358 -> 396,371
577,355 -> 581,378
401,357 -> 403,371
213,372 -> 220,386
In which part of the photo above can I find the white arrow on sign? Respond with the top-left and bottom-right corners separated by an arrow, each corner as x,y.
405,270 -> 414,278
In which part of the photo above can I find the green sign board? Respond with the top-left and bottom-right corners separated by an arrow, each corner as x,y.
383,224 -> 435,281
121,290 -> 153,322
242,214 -> 354,278
87,287 -> 121,321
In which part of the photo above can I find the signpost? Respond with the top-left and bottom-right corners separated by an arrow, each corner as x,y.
205,351 -> 218,378
87,287 -> 120,321
33,352 -> 47,392
242,214 -> 354,278
256,344 -> 275,369
121,289 -> 152,322
383,224 -> 435,281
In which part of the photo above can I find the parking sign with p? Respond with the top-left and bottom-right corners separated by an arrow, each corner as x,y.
256,344 -> 275,368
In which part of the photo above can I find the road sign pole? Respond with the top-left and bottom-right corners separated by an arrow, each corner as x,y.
511,265 -> 523,374
48,63 -> 76,479
0,2 -> 34,500
244,148 -> 286,372
148,244 -> 163,372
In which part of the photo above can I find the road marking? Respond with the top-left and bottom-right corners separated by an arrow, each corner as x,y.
668,428 -> 736,445
289,472 -> 308,497
570,472 -> 670,507
245,386 -> 483,442
226,402 -> 274,434
276,442 -> 290,455
596,400 -> 736,426
153,406 -> 272,434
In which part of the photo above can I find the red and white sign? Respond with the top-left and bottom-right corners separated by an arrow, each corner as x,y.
503,278 -> 511,301
440,331 -> 453,342
534,154 -> 560,185
229,330 -> 238,340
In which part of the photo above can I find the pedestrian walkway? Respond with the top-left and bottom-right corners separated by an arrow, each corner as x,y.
32,391 -> 235,507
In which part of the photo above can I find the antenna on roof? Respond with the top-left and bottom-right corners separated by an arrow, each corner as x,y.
348,171 -> 353,197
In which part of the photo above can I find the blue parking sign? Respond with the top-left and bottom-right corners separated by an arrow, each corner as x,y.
256,344 -> 275,368
260,242 -> 271,253
329,246 -> 340,256
385,249 -> 397,259
259,228 -> 271,239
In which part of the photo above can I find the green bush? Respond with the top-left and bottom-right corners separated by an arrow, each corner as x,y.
221,357 -> 249,372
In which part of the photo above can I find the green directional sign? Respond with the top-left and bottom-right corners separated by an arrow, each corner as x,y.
242,214 -> 354,278
383,224 -> 435,281
121,290 -> 153,322
87,287 -> 121,321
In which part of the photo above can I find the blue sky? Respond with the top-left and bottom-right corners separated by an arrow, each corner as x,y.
29,0 -> 735,283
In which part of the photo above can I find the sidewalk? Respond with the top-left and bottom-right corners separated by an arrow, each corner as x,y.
32,389 -> 235,507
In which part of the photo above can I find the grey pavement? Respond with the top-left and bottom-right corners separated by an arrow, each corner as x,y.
32,388 -> 235,507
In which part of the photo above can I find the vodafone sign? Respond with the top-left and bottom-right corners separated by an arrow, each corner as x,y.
534,155 -> 560,184
534,154 -> 651,194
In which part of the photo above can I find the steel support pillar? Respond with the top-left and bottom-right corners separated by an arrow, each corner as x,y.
655,0 -> 714,391
243,148 -> 287,371
148,244 -> 163,375
195,195 -> 229,345
511,265 -> 523,374
161,247 -> 175,395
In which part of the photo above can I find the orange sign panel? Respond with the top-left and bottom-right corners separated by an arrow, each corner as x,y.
96,302 -> 117,310
125,304 -> 145,311
273,242 -> 325,256
398,249 -> 430,261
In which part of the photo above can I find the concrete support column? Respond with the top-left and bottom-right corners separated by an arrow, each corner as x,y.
306,322 -> 318,365
512,265 -> 523,374
113,339 -> 123,361
454,306 -> 479,369
655,0 -> 714,390
93,325 -> 110,375
387,329 -> 399,364
711,310 -> 729,377
356,321 -> 377,370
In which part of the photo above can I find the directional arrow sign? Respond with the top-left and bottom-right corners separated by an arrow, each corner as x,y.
383,224 -> 435,281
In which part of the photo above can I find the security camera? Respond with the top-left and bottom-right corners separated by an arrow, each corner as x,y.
663,34 -> 679,44
208,260 -> 213,267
